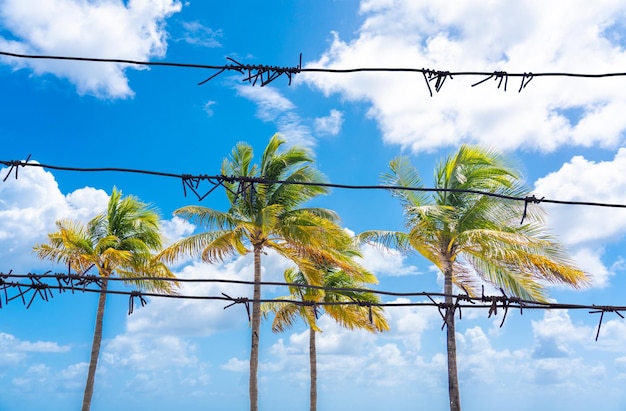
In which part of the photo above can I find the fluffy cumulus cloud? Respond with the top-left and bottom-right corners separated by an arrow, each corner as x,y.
534,149 -> 626,246
257,315 -> 392,386
0,162 -> 188,272
533,149 -> 626,286
302,0 -> 626,152
0,0 -> 182,98
0,163 -> 109,270
257,306 -> 626,405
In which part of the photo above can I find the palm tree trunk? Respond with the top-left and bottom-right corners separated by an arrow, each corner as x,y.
81,277 -> 108,411
444,265 -> 461,411
310,326 -> 317,411
249,245 -> 262,411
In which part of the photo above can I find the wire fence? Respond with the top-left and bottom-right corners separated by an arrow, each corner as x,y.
4,50 -> 626,94
1,158 -> 625,341
2,159 -> 626,225
1,52 -> 626,344
1,271 -> 622,341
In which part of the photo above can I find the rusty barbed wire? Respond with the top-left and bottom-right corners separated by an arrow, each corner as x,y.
1,271 -> 623,340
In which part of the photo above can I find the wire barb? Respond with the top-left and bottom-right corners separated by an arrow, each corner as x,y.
198,54 -> 303,87
422,69 -> 453,97
181,175 -> 226,201
519,72 -> 534,92
471,71 -> 509,91
128,290 -> 147,315
222,293 -> 251,322
520,195 -> 545,224
590,306 -> 625,341
2,155 -> 31,182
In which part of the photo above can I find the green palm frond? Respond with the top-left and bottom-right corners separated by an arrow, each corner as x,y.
383,156 -> 428,208
174,206 -> 241,230
368,145 -> 587,304
356,230 -> 413,253
35,188 -> 177,293
158,229 -> 247,264
269,166 -> 330,209
263,300 -> 302,332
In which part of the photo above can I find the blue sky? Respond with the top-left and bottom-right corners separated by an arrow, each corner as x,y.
2,0 -> 626,410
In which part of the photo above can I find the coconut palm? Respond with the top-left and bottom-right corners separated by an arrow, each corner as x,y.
263,256 -> 389,411
359,145 -> 587,411
33,187 -> 176,411
159,134 -> 356,411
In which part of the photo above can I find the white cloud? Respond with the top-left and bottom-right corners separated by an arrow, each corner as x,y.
125,250 -> 293,337
203,100 -> 216,117
262,315 -> 390,387
160,215 -> 195,246
178,21 -> 222,48
569,247 -> 613,288
457,326 -> 519,384
302,0 -> 626,152
236,85 -> 295,121
0,164 -> 109,270
384,298 -> 439,351
357,243 -> 420,276
0,0 -> 182,98
0,332 -> 70,366
221,357 -> 248,372
276,113 -> 315,148
531,310 -> 591,358
235,85 -> 316,147
16,339 -> 71,353
103,334 -> 199,371
533,149 -> 626,287
125,259 -> 253,337
314,109 -> 343,136
534,149 -> 626,247
11,362 -> 87,393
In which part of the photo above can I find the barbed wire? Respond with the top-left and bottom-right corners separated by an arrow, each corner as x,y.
1,271 -> 622,341
3,51 -> 626,94
1,159 -> 625,225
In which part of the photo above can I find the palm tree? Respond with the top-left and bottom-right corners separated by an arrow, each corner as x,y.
359,145 -> 587,411
33,187 -> 176,411
263,257 -> 389,411
159,134 -> 356,411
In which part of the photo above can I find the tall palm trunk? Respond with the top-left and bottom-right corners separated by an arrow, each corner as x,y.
309,326 -> 317,411
81,277 -> 108,411
444,263 -> 461,411
249,245 -> 262,411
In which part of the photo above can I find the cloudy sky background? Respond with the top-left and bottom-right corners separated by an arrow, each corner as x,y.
2,0 -> 626,410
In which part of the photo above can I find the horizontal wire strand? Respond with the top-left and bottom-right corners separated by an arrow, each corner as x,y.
1,159 -> 625,210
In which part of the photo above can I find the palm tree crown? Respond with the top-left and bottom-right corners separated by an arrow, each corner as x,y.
159,134 -> 355,411
360,145 -> 587,411
263,257 -> 388,411
34,187 -> 176,411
